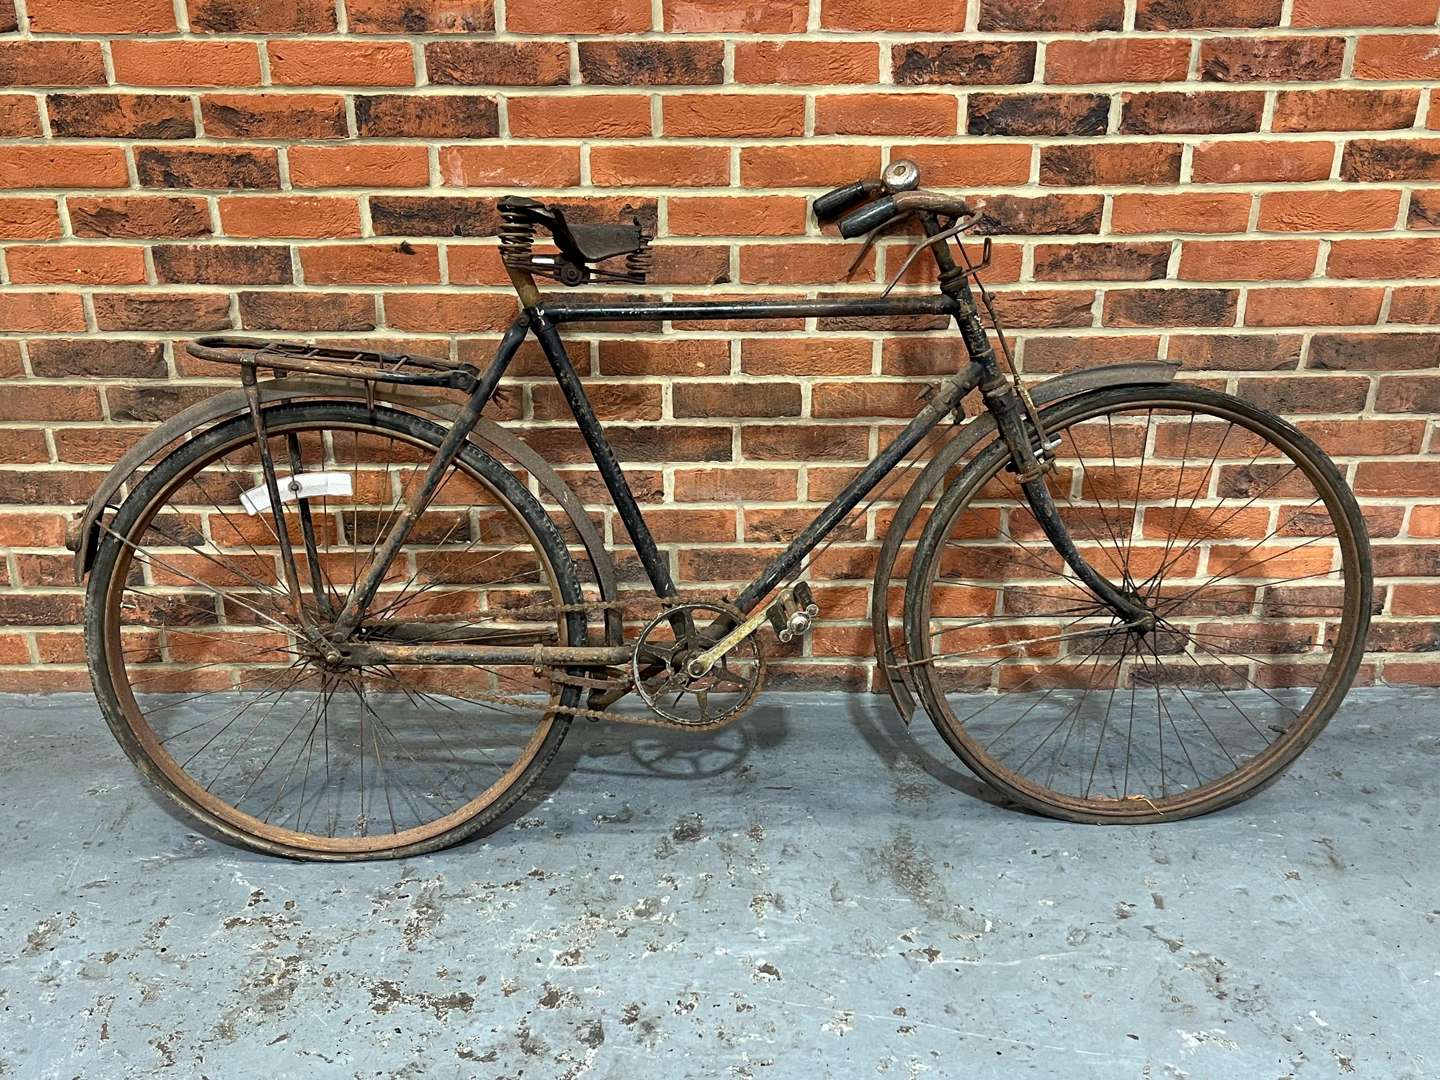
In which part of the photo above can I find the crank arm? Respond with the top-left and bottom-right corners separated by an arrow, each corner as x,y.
685,605 -> 772,678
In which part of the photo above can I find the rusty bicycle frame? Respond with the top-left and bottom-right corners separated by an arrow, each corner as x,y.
183,209 -> 1156,680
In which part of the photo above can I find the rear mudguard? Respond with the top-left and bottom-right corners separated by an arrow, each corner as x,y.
871,361 -> 1179,721
67,376 -> 624,647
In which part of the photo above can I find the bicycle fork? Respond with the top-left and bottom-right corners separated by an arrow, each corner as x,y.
931,221 -> 1154,632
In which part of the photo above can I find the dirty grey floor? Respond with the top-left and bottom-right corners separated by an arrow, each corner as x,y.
1,689 -> 1437,1080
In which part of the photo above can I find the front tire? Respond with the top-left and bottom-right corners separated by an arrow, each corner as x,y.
904,384 -> 1371,823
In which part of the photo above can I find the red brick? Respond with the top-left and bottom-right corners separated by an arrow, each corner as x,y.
93,292 -> 231,331
1039,143 -> 1181,185
599,339 -> 731,376
591,145 -> 730,187
220,196 -> 362,238
0,385 -> 102,421
188,0 -> 337,32
1046,39 -> 1189,84
674,468 -> 797,502
153,244 -> 292,285
346,0 -> 494,32
1327,239 -> 1440,280
1103,288 -> 1238,327
1164,333 -> 1302,370
70,196 -> 212,240
268,41 -> 415,87
739,145 -> 884,187
356,94 -> 499,138
202,93 -> 346,139
1355,36 -> 1440,79
969,92 -> 1108,137
289,144 -> 429,189
1135,0 -> 1280,28
743,423 -> 870,461
664,0 -> 808,32
1257,190 -> 1402,232
0,146 -> 128,190
511,0 -> 650,32
664,94 -> 805,138
301,244 -> 440,285
1121,92 -> 1265,134
669,196 -> 808,236
111,41 -> 262,87
6,245 -> 145,285
137,146 -> 279,190
894,41 -> 1035,86
979,0 -> 1123,30
821,0 -> 966,29
1111,193 -> 1252,234
1272,89 -> 1421,133
0,293 -> 86,332
816,93 -> 957,137
28,0 -> 175,31
1291,0 -> 1437,24
1200,37 -> 1345,82
382,293 -> 516,332
1179,240 -> 1319,281
1032,241 -> 1169,282
0,95 -> 39,138
0,41 -> 106,86
896,143 -> 1033,186
441,145 -> 580,187
47,94 -> 195,140
1191,140 -> 1335,183
1244,287 -> 1385,327
580,41 -> 724,86
673,383 -> 801,418
427,42 -> 569,86
238,291 -> 376,332
740,242 -> 875,284
742,339 -> 873,375
509,95 -> 650,139
736,42 -> 878,85
0,198 -> 61,240
1309,332 -> 1440,371
29,339 -> 166,379
1355,461 -> 1440,497
1390,286 -> 1440,323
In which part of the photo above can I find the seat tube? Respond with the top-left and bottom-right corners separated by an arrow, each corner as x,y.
530,311 -> 680,600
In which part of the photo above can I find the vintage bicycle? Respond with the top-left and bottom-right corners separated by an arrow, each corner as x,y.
72,161 -> 1372,859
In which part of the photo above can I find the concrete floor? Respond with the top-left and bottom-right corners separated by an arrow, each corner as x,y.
1,689 -> 1436,1079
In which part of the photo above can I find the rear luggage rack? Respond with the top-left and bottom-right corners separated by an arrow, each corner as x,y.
186,336 -> 481,392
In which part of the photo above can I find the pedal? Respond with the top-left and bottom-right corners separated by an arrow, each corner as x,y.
766,583 -> 821,644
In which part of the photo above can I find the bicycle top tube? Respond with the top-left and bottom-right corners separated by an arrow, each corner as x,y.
541,294 -> 964,323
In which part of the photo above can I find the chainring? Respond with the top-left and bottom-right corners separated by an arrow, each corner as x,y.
631,601 -> 765,727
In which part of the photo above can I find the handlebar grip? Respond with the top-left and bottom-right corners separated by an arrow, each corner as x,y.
814,180 -> 879,224
838,195 -> 899,239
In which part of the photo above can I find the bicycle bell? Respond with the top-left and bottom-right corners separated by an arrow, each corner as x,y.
883,159 -> 921,193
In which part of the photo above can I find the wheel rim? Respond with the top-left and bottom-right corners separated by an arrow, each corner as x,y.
912,388 -> 1367,818
97,408 -> 572,855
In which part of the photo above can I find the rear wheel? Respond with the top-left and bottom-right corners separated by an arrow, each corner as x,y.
904,384 -> 1371,823
85,402 -> 586,860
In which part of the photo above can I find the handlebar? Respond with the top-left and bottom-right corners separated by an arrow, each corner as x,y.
813,179 -> 884,224
814,160 -> 974,239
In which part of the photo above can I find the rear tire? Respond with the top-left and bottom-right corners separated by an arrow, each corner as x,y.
85,402 -> 587,860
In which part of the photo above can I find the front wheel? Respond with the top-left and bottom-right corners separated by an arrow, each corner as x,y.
904,384 -> 1371,823
85,402 -> 587,860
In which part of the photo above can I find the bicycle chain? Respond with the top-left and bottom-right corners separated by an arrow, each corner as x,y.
407,592 -> 759,732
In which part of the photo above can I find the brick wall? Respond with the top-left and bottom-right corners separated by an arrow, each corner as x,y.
1,0 -> 1438,692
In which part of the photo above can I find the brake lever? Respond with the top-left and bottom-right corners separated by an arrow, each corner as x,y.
843,211 -> 915,282
880,214 -> 982,297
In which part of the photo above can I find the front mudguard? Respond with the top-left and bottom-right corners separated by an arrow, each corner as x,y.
67,377 -> 624,647
871,361 -> 1179,721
